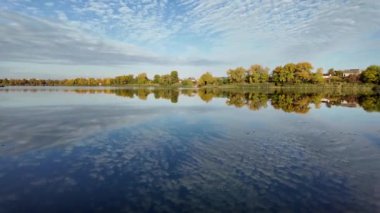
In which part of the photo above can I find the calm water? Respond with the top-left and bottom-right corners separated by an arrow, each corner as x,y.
0,87 -> 379,212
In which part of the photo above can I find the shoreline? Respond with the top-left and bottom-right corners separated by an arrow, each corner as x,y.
0,83 -> 376,89
1,83 -> 378,95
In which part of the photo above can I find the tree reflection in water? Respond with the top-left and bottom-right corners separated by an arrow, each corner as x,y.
45,88 -> 380,113
1,87 -> 379,113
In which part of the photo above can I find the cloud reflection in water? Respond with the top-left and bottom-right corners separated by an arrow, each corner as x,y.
0,88 -> 379,212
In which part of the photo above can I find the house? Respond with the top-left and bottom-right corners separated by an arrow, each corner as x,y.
187,77 -> 197,83
322,74 -> 332,79
323,69 -> 361,79
342,69 -> 361,77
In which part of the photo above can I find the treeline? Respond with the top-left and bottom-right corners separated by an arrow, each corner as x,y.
0,71 -> 184,87
1,63 -> 379,87
198,64 -> 380,86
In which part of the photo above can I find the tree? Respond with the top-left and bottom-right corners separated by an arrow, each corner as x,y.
159,74 -> 172,86
115,75 -> 134,85
227,67 -> 246,83
335,71 -> 344,78
136,73 -> 149,84
88,78 -> 98,86
246,64 -> 269,83
328,68 -> 335,76
247,65 -> 260,83
272,63 -> 308,84
170,71 -> 179,84
361,65 -> 380,84
311,68 -> 324,84
294,62 -> 313,83
283,63 -> 296,83
198,72 -> 216,86
181,78 -> 195,87
272,66 -> 286,84
153,74 -> 161,84
346,74 -> 360,83
103,78 -> 113,86
215,77 -> 228,85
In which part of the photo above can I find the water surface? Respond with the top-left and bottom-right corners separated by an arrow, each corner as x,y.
0,87 -> 379,212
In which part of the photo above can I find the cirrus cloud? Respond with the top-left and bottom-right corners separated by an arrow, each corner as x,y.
0,0 -> 379,78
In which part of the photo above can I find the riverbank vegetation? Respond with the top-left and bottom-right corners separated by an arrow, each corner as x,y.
1,63 -> 379,88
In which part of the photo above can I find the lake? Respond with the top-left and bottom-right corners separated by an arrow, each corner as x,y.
0,87 -> 379,212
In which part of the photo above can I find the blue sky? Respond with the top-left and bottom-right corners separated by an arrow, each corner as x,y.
0,0 -> 379,78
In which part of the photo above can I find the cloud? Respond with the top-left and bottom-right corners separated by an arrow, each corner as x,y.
0,0 -> 379,77
2,0 -> 379,45
179,0 -> 380,69
0,10 -> 222,67
0,11 -> 160,65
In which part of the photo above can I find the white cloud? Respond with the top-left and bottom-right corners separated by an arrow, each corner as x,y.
0,11 -> 221,68
0,0 -> 379,77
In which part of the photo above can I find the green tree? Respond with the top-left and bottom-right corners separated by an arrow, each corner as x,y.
215,77 -> 228,85
283,63 -> 296,83
311,68 -> 325,84
346,74 -> 360,83
294,62 -> 313,83
102,78 -> 113,86
136,73 -> 149,84
227,67 -> 246,83
181,78 -> 195,87
246,65 -> 269,83
361,65 -> 380,84
335,71 -> 344,78
170,71 -> 179,84
153,74 -> 161,84
159,74 -> 172,85
328,68 -> 335,76
272,66 -> 286,84
115,75 -> 134,85
198,72 -> 216,86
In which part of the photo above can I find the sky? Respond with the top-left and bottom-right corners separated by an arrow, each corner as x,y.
0,0 -> 379,79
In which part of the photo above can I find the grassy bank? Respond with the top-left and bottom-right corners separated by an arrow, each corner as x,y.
2,83 -> 378,94
197,83 -> 378,94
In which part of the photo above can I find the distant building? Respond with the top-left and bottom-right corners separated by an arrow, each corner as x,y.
187,77 -> 197,83
342,69 -> 361,77
323,69 -> 361,79
322,74 -> 332,79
